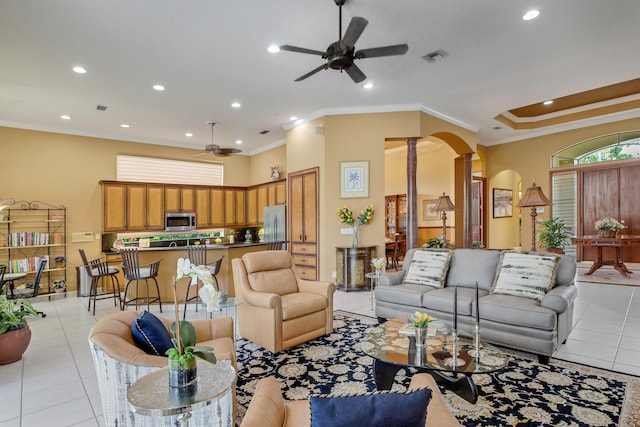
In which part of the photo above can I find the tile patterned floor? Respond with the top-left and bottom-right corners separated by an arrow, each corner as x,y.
1,276 -> 639,426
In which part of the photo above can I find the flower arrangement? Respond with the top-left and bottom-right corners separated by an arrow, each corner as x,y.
594,218 -> 624,231
337,204 -> 375,246
168,258 -> 219,369
413,311 -> 435,329
53,279 -> 66,289
371,257 -> 386,272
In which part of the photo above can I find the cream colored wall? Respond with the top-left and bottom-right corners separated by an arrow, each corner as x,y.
249,144 -> 286,185
488,170 -> 521,249
0,126 -> 251,291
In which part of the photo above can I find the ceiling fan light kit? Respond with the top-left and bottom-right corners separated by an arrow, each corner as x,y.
279,0 -> 408,83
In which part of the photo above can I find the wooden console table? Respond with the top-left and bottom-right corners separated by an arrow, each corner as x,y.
571,235 -> 640,278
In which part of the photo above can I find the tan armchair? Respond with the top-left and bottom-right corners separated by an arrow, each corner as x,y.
240,374 -> 461,427
232,251 -> 336,353
88,311 -> 236,426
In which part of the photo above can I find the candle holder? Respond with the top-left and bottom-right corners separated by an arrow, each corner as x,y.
444,330 -> 464,368
467,323 -> 482,358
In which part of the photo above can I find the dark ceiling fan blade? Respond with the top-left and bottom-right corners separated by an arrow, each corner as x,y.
279,44 -> 326,56
294,63 -> 329,82
345,63 -> 366,83
218,148 -> 242,155
341,17 -> 368,47
355,44 -> 409,59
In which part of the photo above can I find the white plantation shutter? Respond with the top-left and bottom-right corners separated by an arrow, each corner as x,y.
551,171 -> 577,258
116,155 -> 223,185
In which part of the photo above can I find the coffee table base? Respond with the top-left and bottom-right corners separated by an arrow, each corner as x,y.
373,359 -> 479,404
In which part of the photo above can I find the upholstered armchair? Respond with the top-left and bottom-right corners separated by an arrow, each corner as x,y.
232,251 -> 335,353
88,311 -> 236,426
240,374 -> 461,427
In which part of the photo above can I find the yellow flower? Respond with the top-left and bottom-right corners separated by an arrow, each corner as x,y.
413,311 -> 435,328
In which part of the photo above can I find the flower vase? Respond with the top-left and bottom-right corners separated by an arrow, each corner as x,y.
598,230 -> 616,238
352,225 -> 360,247
414,326 -> 428,350
168,357 -> 198,391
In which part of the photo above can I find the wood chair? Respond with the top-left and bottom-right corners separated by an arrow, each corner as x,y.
385,240 -> 399,270
266,241 -> 285,251
79,249 -> 122,315
120,248 -> 162,312
184,245 -> 223,319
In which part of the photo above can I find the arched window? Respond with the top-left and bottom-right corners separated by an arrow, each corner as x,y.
551,131 -> 640,168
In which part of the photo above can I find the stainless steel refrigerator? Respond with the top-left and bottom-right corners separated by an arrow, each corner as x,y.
263,204 -> 286,244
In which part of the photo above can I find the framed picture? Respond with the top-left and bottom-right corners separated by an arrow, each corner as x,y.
340,161 -> 369,198
422,199 -> 439,221
493,188 -> 513,218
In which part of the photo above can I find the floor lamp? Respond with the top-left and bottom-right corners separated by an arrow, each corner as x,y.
434,192 -> 456,241
516,182 -> 551,252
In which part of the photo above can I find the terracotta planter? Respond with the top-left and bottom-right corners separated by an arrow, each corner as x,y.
0,324 -> 32,365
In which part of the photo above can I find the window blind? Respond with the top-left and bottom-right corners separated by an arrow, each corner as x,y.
551,171 -> 577,258
116,155 -> 223,186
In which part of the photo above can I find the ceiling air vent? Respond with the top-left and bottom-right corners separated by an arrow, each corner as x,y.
422,49 -> 448,63
96,105 -> 108,111
259,130 -> 270,135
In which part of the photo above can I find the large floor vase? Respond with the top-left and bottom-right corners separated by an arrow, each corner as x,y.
0,324 -> 32,365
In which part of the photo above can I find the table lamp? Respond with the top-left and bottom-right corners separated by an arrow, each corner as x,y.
434,192 -> 456,241
516,181 -> 551,251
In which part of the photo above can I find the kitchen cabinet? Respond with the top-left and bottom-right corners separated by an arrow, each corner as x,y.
195,187 -> 211,228
209,188 -> 225,227
126,184 -> 147,231
289,167 -> 318,280
146,184 -> 165,230
257,185 -> 268,223
275,180 -> 287,205
224,188 -> 246,226
165,185 -> 194,212
103,182 -> 164,231
103,182 -> 127,232
246,188 -> 258,225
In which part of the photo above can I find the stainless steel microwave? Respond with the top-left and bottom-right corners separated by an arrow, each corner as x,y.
165,212 -> 196,231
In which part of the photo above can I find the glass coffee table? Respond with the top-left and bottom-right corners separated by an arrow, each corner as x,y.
360,317 -> 510,403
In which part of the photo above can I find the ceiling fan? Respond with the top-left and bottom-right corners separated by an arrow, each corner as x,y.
202,121 -> 241,157
279,0 -> 408,83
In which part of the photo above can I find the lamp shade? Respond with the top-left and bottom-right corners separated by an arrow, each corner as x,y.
434,192 -> 456,212
517,182 -> 551,208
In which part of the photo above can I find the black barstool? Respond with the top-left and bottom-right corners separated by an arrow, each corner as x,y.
183,245 -> 223,319
79,249 -> 122,315
120,248 -> 162,312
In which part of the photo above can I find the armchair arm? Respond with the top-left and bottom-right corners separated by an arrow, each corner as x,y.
541,284 -> 578,313
190,316 -> 234,342
242,288 -> 282,310
378,270 -> 405,286
240,377 -> 286,427
297,279 -> 336,299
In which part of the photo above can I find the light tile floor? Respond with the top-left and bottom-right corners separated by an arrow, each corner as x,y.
1,278 -> 639,426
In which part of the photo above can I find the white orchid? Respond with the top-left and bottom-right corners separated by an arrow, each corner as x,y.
198,284 -> 219,312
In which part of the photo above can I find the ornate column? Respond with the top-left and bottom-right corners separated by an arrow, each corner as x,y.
406,137 -> 418,250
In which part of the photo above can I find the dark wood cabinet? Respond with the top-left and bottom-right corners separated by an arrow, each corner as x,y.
335,245 -> 376,291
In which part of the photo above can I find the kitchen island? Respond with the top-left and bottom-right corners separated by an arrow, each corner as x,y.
104,242 -> 269,302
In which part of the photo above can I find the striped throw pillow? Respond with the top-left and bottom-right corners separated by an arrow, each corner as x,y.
491,252 -> 560,301
403,249 -> 452,288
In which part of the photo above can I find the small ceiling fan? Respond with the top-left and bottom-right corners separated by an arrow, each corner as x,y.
279,0 -> 409,83
202,121 -> 241,157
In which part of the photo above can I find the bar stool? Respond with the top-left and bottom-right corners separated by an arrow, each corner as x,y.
266,241 -> 285,250
184,245 -> 223,319
120,248 -> 163,312
79,249 -> 121,315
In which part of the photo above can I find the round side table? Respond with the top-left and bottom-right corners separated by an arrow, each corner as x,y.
364,272 -> 381,310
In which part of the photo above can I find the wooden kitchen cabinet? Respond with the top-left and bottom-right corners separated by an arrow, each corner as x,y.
103,182 -> 127,232
126,183 -> 147,231
165,185 -> 195,212
289,168 -> 318,280
246,187 -> 258,225
195,187 -> 211,228
146,184 -> 165,230
275,180 -> 287,205
224,188 -> 246,226
257,185 -> 268,223
209,188 -> 225,227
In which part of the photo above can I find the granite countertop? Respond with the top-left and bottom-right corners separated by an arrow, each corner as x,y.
104,242 -> 268,254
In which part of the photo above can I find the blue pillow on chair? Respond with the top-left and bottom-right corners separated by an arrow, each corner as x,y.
131,311 -> 174,356
310,387 -> 432,427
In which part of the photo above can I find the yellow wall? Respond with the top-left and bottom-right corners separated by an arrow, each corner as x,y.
249,144 -> 287,185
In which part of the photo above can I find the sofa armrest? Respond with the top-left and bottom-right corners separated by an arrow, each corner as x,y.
540,284 -> 578,313
240,377 -> 286,427
242,288 -> 281,310
190,317 -> 234,342
378,270 -> 405,286
298,279 -> 336,299
409,374 -> 461,427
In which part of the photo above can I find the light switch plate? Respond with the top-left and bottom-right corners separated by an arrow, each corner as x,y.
340,227 -> 354,235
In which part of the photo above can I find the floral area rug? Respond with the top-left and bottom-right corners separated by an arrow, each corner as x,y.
235,311 -> 640,426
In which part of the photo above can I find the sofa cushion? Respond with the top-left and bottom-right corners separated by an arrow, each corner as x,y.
446,249 -> 500,291
491,252 -> 560,301
281,292 -> 328,320
480,293 -> 557,330
403,249 -> 452,288
248,268 -> 299,296
422,286 -> 479,316
310,388 -> 432,427
376,283 -> 435,307
131,311 -> 173,356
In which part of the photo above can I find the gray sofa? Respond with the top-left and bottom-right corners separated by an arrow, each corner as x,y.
375,248 -> 578,363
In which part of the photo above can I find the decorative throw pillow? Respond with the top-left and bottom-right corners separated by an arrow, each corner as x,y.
490,251 -> 560,301
131,311 -> 174,356
310,387 -> 432,427
403,249 -> 452,288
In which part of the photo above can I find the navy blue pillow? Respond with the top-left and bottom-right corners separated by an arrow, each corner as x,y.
310,387 -> 432,427
131,311 -> 174,356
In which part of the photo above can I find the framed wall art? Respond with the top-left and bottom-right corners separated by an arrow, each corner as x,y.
422,199 -> 439,221
493,188 -> 513,218
340,161 -> 369,198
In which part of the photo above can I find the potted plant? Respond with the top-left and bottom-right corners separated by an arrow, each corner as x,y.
53,279 -> 66,293
0,285 -> 39,364
594,217 -> 624,238
54,256 -> 65,268
538,217 -> 573,254
422,237 -> 453,249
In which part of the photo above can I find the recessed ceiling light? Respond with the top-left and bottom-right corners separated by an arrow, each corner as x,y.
231,102 -> 241,108
185,132 -> 193,137
72,66 -> 87,74
289,116 -> 298,121
268,45 -> 280,53
543,100 -> 554,105
235,140 -> 243,145
153,84 -> 165,91
523,10 -> 540,20
363,82 -> 374,89
60,115 -> 71,120
120,124 -> 130,128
